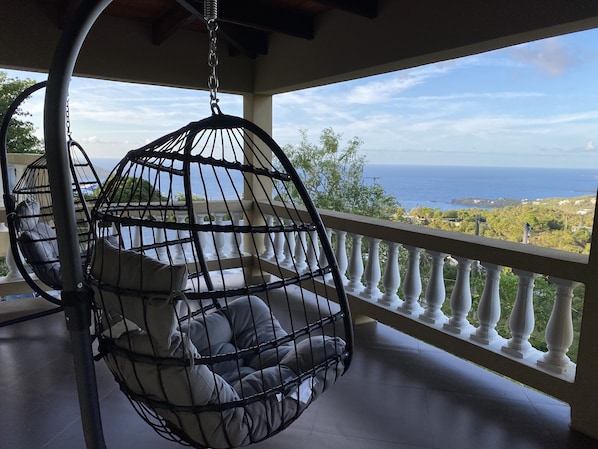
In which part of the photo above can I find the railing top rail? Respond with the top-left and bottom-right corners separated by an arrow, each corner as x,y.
258,200 -> 590,283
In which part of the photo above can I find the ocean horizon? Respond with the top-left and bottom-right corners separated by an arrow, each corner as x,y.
92,158 -> 598,212
363,164 -> 598,211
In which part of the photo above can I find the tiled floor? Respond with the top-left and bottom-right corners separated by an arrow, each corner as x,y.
1,300 -> 598,449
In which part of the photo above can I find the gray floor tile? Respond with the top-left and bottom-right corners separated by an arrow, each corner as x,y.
1,303 -> 597,449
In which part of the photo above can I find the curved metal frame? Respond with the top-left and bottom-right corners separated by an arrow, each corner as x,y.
45,1 -> 112,448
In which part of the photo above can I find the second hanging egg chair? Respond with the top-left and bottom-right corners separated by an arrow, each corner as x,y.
0,80 -> 101,325
86,5 -> 353,448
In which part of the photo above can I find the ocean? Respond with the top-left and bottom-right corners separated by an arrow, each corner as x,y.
363,165 -> 598,211
92,158 -> 598,212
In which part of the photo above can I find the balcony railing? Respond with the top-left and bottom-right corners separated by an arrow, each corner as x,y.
1,198 -> 597,438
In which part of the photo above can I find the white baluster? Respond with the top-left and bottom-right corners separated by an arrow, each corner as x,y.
195,213 -> 212,259
294,230 -> 308,272
419,251 -> 448,325
213,213 -> 226,258
110,223 -> 118,236
470,263 -> 504,345
282,219 -> 296,266
398,245 -> 423,315
332,229 -> 348,285
364,238 -> 382,300
501,269 -> 539,358
273,218 -> 286,264
346,233 -> 364,293
154,221 -> 167,261
306,229 -> 320,271
175,214 -> 193,262
231,212 -> 243,256
444,257 -> 474,334
132,225 -> 142,250
261,215 -> 274,259
537,277 -> 580,373
3,247 -> 23,281
379,241 -> 401,306
318,228 -> 333,282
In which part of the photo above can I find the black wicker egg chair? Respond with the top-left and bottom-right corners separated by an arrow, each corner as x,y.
0,80 -> 101,325
88,112 -> 353,448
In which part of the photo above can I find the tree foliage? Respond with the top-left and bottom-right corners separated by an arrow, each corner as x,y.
0,71 -> 43,154
99,176 -> 165,203
408,197 -> 594,254
276,128 -> 401,220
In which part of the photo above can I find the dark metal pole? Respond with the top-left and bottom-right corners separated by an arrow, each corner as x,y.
44,1 -> 112,448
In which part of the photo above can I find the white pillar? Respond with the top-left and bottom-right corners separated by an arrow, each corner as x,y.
294,230 -> 308,272
398,245 -> 423,315
346,233 -> 364,293
501,269 -> 539,358
444,257 -> 474,334
282,219 -> 296,266
173,215 -> 191,262
3,247 -> 23,281
379,241 -> 401,305
537,277 -> 580,374
419,251 -> 448,325
261,215 -> 275,259
273,218 -> 286,264
306,229 -> 320,272
332,229 -> 348,285
154,221 -> 167,261
231,211 -> 243,256
363,237 -> 382,300
195,213 -> 212,258
213,213 -> 226,259
470,263 -> 504,345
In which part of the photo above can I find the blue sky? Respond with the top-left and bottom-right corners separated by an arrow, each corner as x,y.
4,27 -> 598,168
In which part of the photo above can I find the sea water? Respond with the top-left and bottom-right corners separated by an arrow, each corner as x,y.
363,165 -> 598,212
93,159 -> 598,212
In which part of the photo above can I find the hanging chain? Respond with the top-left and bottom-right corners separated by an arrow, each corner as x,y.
65,97 -> 72,140
205,0 -> 220,114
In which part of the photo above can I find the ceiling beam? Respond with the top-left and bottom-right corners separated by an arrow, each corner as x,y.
217,0 -> 315,40
314,0 -> 378,19
177,0 -> 315,40
152,5 -> 197,45
176,0 -> 270,56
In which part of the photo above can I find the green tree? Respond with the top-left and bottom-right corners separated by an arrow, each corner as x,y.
276,128 -> 400,220
0,71 -> 43,154
98,176 -> 164,203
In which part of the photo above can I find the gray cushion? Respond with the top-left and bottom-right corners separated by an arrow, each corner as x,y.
91,237 -> 188,349
18,222 -> 62,289
106,294 -> 346,448
15,198 -> 40,232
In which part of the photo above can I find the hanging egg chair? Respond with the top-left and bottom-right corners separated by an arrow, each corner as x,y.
0,80 -> 101,310
86,6 -> 352,448
88,110 -> 353,448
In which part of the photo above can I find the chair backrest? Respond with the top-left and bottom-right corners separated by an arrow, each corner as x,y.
15,197 -> 62,289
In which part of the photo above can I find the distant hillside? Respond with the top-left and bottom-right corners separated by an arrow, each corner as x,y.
408,195 -> 595,254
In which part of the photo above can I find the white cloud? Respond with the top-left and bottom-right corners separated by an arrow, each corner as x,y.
510,37 -> 580,76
